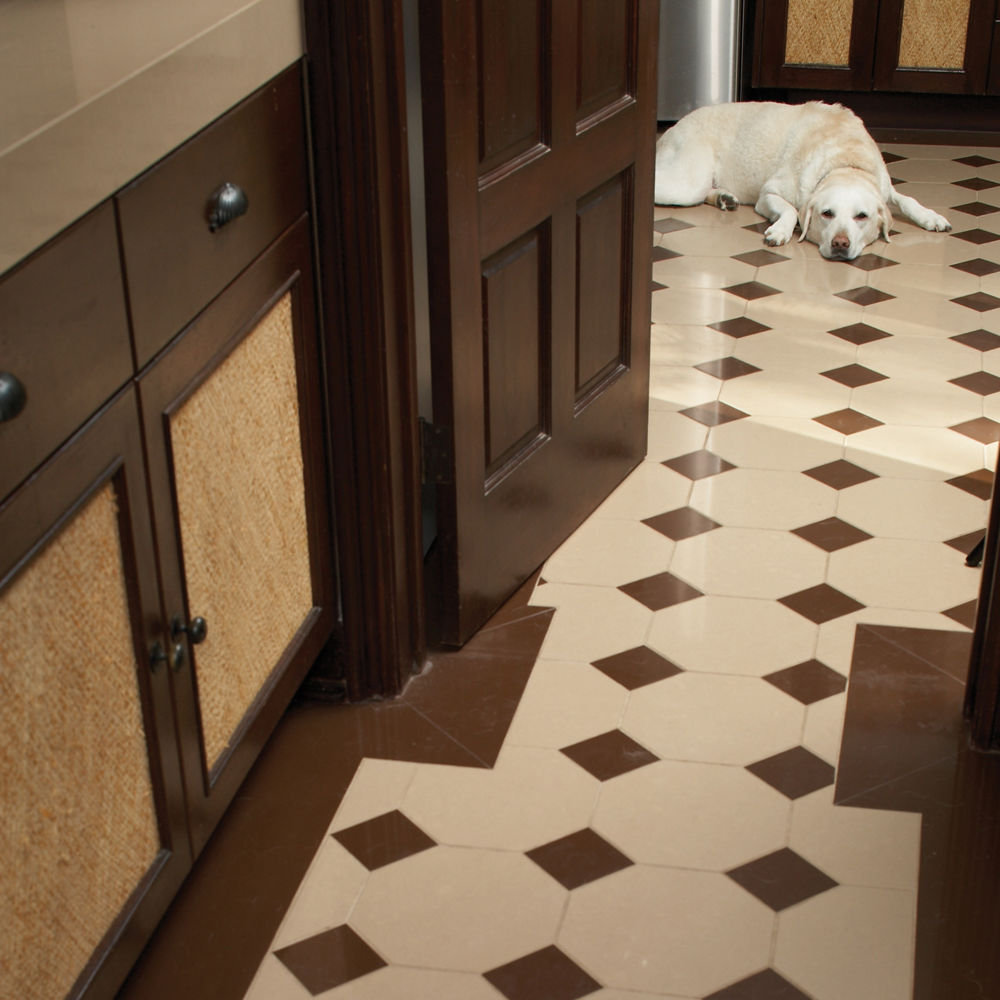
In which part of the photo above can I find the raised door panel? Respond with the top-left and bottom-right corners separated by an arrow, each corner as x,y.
422,0 -> 656,643
138,217 -> 335,852
753,0 -> 879,90
873,0 -> 994,93
0,389 -> 190,1000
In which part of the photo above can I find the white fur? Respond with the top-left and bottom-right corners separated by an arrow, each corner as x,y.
654,101 -> 951,261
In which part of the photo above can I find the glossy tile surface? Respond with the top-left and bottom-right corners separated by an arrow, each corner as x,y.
132,142 -> 1000,1000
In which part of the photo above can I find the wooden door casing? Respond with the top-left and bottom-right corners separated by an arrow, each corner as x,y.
422,0 -> 658,645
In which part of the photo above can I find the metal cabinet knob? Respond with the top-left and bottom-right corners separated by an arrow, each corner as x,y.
207,182 -> 249,232
0,371 -> 27,422
172,615 -> 208,645
150,640 -> 184,673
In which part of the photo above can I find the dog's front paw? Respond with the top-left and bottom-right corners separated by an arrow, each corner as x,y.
923,211 -> 951,233
764,221 -> 793,246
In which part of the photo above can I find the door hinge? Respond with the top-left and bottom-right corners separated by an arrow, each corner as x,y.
419,417 -> 453,485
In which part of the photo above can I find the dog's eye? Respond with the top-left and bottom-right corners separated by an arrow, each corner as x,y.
855,212 -> 868,221
821,210 -> 834,219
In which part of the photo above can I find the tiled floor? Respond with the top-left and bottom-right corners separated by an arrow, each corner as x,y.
124,144 -> 1000,1000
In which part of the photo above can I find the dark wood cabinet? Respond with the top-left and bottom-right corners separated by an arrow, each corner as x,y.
0,62 -> 336,999
754,0 -> 997,95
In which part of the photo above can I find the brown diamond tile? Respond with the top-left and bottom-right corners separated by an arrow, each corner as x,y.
747,745 -> 836,799
275,926 -> 386,994
943,599 -> 979,629
764,659 -> 847,704
652,245 -> 682,262
619,570 -> 703,611
727,848 -> 837,911
710,316 -> 772,338
644,506 -> 721,541
953,201 -> 1000,216
561,730 -> 659,781
813,411 -> 881,441
680,400 -> 749,427
732,249 -> 789,267
485,945 -> 601,1000
952,291 -> 1000,312
952,328 -> 1000,351
952,258 -> 1000,277
526,828 -> 633,890
332,810 -> 436,871
950,417 -> 1000,443
954,176 -> 1000,191
820,363 -> 888,388
847,253 -> 897,271
651,279 -> 668,292
950,371 -> 1000,396
592,645 -> 684,689
695,357 -> 762,380
778,583 -> 865,624
723,280 -> 781,301
955,154 -> 999,167
952,228 -> 1000,245
835,286 -> 895,306
704,968 -> 813,1000
654,217 -> 695,234
828,322 -> 892,345
663,449 -> 736,480
946,529 -> 988,556
947,468 -> 994,500
813,408 -> 884,435
803,460 -> 879,490
881,151 -> 906,164
743,220 -> 771,234
792,516 -> 873,552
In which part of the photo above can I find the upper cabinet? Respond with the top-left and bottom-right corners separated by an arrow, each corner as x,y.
754,0 -> 999,94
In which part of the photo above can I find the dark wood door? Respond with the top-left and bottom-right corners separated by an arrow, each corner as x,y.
421,0 -> 658,645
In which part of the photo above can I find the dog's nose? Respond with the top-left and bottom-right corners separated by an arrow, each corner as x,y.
831,233 -> 850,254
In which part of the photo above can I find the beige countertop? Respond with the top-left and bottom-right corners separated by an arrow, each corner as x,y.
0,0 -> 303,275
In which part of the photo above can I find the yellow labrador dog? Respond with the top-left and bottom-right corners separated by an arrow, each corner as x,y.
654,101 -> 951,260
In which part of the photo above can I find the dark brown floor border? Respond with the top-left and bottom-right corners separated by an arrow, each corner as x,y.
118,575 -> 552,1000
837,623 -> 1000,1000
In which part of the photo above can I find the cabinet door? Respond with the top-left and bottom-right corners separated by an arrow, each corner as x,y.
754,0 -> 880,89
0,389 -> 191,1000
138,217 -> 335,852
873,0 -> 995,92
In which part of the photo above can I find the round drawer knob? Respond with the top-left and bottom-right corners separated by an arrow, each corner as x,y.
0,371 -> 27,422
173,614 -> 208,645
207,182 -> 249,232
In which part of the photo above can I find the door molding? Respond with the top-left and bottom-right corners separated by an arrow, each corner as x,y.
302,0 -> 425,699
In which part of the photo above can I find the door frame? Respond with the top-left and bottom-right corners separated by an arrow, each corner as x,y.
302,0 -> 426,699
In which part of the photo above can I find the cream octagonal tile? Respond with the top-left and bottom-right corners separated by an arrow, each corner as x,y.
789,787 -> 921,891
351,846 -> 565,972
867,229 -> 970,267
560,866 -> 773,997
835,477 -> 987,540
543,518 -> 674,587
844,424 -> 987,480
592,760 -> 790,870
774,885 -> 917,1000
311,967 -> 505,1000
671,527 -> 827,600
329,759 -> 419,832
534,583 -> 654,662
866,261 -> 979,298
622,671 -> 804,765
760,257 -> 867,294
402,747 -> 598,852
849,377 -> 982,427
651,322 -> 734,367
719,369 -> 851,419
647,408 -> 709,462
802,692 -> 847,765
504,659 -> 630,750
649,364 -> 721,410
863,287 -> 990,334
690,467 -> 836,529
659,223 -> 769,257
652,254 -> 754,289
651,286 -> 745,326
855,333 -> 981,380
732,327 -> 858,375
647,594 -> 817,676
590,460 -> 692,521
827,537 -> 980,612
888,157 -> 972,183
708,415 -> 845,471
745,289 -> 863,333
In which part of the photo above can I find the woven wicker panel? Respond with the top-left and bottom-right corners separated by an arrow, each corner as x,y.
170,292 -> 312,773
785,0 -> 854,66
898,0 -> 970,69
0,484 -> 159,999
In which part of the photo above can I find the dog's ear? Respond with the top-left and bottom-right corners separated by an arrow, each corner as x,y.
797,201 -> 813,243
878,202 -> 892,243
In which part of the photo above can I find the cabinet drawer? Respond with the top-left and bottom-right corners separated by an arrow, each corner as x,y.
117,63 -> 308,367
0,203 -> 132,501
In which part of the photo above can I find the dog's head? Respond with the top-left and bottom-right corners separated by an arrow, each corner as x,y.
799,170 -> 892,261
